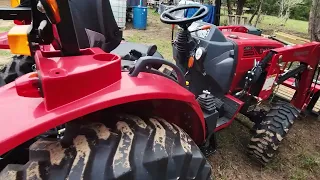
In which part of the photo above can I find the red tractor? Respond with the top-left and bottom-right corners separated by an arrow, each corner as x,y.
0,0 -> 319,180
161,5 -> 320,162
0,1 -> 213,179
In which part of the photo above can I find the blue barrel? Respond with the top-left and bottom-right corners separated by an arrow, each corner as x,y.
133,6 -> 147,30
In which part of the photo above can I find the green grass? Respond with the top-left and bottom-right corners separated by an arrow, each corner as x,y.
220,13 -> 309,38
0,50 -> 11,57
0,26 -> 12,33
297,153 -> 320,172
124,11 -> 173,60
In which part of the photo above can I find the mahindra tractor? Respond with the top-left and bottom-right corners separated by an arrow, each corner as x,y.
0,0 -> 320,179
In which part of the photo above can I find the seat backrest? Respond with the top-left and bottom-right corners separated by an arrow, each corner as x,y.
69,0 -> 122,52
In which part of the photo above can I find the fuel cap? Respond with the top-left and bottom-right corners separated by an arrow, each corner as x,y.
228,34 -> 239,39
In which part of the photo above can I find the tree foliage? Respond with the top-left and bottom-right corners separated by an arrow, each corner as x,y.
222,0 -> 311,21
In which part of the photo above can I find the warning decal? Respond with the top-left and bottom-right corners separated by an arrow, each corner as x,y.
262,74 -> 277,91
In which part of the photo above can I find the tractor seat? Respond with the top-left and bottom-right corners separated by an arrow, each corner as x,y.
112,42 -> 163,59
68,0 -> 163,61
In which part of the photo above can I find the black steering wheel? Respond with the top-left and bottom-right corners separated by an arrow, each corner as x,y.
160,5 -> 209,26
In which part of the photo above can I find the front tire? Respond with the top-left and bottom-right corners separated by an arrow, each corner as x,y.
0,114 -> 212,179
247,102 -> 299,165
0,55 -> 34,85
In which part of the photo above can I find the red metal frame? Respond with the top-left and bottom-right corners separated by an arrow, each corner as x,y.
0,48 -> 206,156
222,31 -> 284,92
0,32 -> 9,49
257,42 -> 320,109
218,25 -> 249,33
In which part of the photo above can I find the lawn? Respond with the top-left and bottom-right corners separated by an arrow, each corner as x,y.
220,13 -> 309,38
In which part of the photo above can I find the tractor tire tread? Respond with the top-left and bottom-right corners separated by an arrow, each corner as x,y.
248,102 -> 299,166
0,55 -> 34,85
0,114 -> 212,180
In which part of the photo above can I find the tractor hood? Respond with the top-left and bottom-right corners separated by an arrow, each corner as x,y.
223,31 -> 284,47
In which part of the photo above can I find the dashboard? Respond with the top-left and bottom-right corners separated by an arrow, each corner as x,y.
188,21 -> 212,39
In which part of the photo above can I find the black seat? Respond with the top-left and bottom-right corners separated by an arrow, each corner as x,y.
69,0 -> 162,59
112,42 -> 163,59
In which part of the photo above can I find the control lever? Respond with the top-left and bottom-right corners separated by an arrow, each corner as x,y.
125,44 -> 158,61
146,44 -> 157,56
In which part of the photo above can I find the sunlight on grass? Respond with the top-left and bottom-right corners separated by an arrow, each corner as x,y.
0,49 -> 11,57
0,25 -> 13,33
220,13 -> 308,38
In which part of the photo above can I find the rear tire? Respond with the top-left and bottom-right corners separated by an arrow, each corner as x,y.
0,55 -> 34,85
0,114 -> 212,180
247,102 -> 299,166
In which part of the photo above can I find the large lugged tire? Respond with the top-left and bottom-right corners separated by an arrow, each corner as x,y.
247,102 -> 299,165
0,55 -> 34,85
0,114 -> 212,180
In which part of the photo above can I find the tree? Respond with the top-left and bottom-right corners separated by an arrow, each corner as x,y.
236,0 -> 246,15
248,0 -> 263,25
278,0 -> 304,23
254,0 -> 263,26
227,0 -> 233,14
309,0 -> 320,41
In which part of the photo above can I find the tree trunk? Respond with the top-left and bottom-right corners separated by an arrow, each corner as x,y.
278,0 -> 285,17
284,7 -> 291,23
227,0 -> 232,15
248,0 -> 262,25
309,0 -> 320,41
254,0 -> 263,27
236,0 -> 246,15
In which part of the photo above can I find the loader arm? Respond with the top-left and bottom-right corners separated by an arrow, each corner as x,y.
257,42 -> 320,109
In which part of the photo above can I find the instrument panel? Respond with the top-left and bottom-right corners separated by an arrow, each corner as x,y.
188,21 -> 212,39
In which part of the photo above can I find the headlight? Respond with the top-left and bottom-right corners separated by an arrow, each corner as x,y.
195,48 -> 203,60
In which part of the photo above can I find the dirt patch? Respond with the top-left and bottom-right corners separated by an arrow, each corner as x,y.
210,117 -> 320,180
0,0 -> 10,7
123,9 -> 174,60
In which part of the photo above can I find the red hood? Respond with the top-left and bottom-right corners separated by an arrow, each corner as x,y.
223,32 -> 284,47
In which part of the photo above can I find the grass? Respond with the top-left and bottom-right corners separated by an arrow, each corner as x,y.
0,26 -> 12,33
220,13 -> 309,38
297,153 -> 320,171
123,10 -> 174,60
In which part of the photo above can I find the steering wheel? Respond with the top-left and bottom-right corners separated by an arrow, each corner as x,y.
160,5 -> 209,26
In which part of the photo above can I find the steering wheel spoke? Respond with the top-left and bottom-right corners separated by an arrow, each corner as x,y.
160,5 -> 208,26
164,12 -> 177,20
192,7 -> 206,18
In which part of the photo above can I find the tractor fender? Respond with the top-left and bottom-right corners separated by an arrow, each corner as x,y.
0,72 -> 205,155
0,32 -> 9,49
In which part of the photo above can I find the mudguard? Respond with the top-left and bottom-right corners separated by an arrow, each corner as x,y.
0,49 -> 205,155
0,32 -> 9,49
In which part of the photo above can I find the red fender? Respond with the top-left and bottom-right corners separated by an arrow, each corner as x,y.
0,32 -> 9,49
0,49 -> 205,155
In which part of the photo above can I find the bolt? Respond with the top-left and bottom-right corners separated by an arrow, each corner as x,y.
251,72 -> 254,75
245,77 -> 248,80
